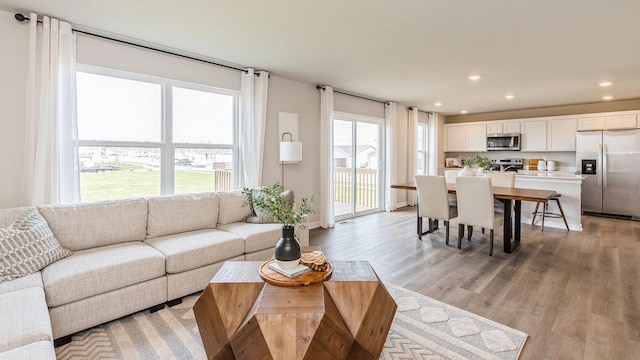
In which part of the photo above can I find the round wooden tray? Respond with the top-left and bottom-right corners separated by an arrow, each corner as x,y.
259,258 -> 333,287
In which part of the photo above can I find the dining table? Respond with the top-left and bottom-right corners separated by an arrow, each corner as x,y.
391,182 -> 556,253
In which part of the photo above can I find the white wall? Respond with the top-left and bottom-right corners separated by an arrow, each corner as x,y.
0,10 -> 28,208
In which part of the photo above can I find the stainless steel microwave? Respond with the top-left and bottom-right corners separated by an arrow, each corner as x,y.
486,133 -> 520,151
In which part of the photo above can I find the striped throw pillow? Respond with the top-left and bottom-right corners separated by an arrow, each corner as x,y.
0,208 -> 72,283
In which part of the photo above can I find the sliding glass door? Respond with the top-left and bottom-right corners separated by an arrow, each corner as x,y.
332,113 -> 383,220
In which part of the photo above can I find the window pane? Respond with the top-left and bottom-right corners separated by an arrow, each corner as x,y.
77,72 -> 161,142
417,124 -> 426,151
174,148 -> 233,194
79,146 -> 160,202
173,87 -> 234,144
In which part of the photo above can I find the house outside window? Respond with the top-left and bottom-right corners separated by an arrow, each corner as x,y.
76,67 -> 238,203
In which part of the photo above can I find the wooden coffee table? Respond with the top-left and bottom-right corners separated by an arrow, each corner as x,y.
193,260 -> 396,360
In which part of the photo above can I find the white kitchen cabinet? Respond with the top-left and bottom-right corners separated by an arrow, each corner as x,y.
466,124 -> 487,151
578,117 -> 605,131
444,124 -> 486,151
504,122 -> 521,133
547,118 -> 577,151
578,114 -> 638,130
521,120 -> 547,151
444,125 -> 467,151
486,123 -> 503,134
605,114 -> 637,129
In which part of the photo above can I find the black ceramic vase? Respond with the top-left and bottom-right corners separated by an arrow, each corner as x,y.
274,226 -> 301,268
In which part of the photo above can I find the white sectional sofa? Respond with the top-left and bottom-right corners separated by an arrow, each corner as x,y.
0,190 -> 307,359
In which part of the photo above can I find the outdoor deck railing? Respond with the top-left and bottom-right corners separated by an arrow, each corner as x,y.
334,167 -> 378,208
214,169 -> 232,191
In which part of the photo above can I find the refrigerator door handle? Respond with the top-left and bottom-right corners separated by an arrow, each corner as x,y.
603,143 -> 608,187
598,143 -> 603,188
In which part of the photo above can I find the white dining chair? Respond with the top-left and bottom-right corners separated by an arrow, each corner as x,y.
455,176 -> 503,256
485,172 -> 516,213
415,175 -> 457,244
443,170 -> 459,206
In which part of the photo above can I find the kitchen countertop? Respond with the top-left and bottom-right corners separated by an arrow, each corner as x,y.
515,171 -> 586,180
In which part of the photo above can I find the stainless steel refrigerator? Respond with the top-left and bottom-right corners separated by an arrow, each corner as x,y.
576,129 -> 640,219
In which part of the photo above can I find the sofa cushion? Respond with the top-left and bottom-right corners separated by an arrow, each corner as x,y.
37,198 -> 148,251
0,272 -> 43,295
144,229 -> 245,273
41,242 -> 165,307
217,222 -> 283,254
0,341 -> 56,360
246,189 -> 294,224
0,287 -> 53,353
147,193 -> 219,238
217,190 -> 253,225
0,208 -> 71,283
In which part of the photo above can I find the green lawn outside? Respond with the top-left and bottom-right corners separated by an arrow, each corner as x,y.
80,168 -> 219,203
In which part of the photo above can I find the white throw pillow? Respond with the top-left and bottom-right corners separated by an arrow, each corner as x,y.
0,208 -> 71,283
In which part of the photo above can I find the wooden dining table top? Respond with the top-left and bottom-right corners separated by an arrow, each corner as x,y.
391,182 -> 556,202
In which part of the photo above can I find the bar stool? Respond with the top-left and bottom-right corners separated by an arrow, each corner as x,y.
531,192 -> 569,231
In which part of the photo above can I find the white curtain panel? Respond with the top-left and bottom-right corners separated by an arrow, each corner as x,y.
239,68 -> 269,188
385,102 -> 398,212
319,86 -> 335,229
22,13 -> 79,206
407,107 -> 419,206
428,112 -> 439,175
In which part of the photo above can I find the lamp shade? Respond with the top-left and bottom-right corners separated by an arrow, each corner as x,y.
280,141 -> 303,162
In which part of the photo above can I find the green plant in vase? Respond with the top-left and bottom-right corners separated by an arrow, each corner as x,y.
243,182 -> 316,269
463,153 -> 491,171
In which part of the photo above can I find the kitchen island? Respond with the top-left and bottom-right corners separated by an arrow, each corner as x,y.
515,172 -> 585,231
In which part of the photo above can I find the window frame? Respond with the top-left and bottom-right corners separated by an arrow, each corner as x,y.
417,122 -> 428,175
76,64 -> 240,200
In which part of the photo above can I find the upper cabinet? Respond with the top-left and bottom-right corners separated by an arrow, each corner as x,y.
578,114 -> 638,131
521,120 -> 547,151
547,118 -> 577,151
444,124 -> 486,152
444,110 -> 639,153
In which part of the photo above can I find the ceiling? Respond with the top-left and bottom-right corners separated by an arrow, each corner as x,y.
2,0 -> 640,115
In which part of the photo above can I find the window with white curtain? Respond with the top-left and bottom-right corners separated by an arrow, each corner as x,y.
76,66 -> 238,203
417,122 -> 428,174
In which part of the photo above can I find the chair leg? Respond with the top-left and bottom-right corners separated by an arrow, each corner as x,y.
428,218 -> 434,232
555,199 -> 570,231
444,220 -> 450,245
489,229 -> 494,256
482,228 -> 485,234
458,224 -> 464,249
467,226 -> 473,241
532,201 -> 540,225
418,216 -> 422,240
541,201 -> 546,231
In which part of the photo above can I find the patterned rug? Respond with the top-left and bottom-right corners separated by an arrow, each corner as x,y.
56,283 -> 527,359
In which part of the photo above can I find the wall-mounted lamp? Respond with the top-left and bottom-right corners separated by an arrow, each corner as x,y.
280,132 -> 302,187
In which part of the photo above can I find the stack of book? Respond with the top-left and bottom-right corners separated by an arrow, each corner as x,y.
269,262 -> 311,278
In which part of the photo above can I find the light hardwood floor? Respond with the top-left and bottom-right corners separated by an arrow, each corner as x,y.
310,206 -> 640,360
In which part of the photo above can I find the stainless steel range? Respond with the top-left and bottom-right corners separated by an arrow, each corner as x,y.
489,158 -> 523,172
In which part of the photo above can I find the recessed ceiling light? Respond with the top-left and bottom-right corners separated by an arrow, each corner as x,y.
602,95 -> 613,101
434,102 -> 443,107
505,94 -> 515,100
467,75 -> 481,81
460,110 -> 468,114
598,81 -> 613,87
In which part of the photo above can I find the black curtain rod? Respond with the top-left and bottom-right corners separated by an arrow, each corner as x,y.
316,85 -> 388,104
14,13 -> 253,75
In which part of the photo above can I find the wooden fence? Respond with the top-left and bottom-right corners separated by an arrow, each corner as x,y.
334,167 -> 378,208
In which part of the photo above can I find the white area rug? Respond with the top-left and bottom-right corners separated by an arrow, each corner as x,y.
56,283 -> 527,359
